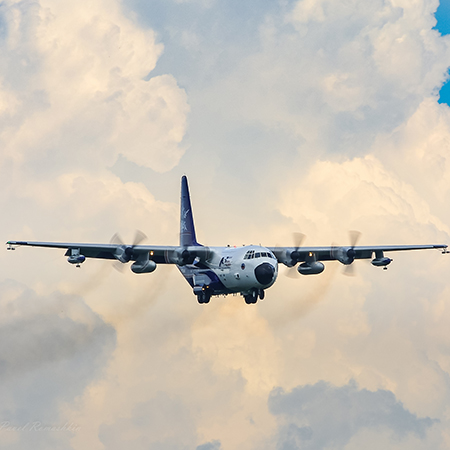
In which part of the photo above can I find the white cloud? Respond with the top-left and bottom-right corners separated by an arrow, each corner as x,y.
192,0 -> 450,162
0,0 -> 189,172
1,0 -> 450,449
277,153 -> 449,243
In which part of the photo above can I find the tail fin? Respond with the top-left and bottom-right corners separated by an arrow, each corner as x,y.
180,176 -> 200,247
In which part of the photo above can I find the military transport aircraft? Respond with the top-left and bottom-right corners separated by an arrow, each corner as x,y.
6,176 -> 448,304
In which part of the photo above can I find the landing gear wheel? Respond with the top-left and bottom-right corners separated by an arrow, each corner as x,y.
244,290 -> 259,304
244,295 -> 254,304
197,290 -> 211,304
259,289 -> 265,300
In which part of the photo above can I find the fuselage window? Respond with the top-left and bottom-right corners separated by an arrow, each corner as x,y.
255,253 -> 261,258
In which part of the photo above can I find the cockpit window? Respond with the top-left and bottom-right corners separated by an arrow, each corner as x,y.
245,250 -> 277,259
244,250 -> 256,259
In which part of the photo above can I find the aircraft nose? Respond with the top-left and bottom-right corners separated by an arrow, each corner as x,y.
254,263 -> 275,285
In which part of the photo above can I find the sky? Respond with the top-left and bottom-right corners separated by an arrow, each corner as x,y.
1,0 -> 450,449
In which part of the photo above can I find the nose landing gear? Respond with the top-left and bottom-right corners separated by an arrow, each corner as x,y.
244,289 -> 264,304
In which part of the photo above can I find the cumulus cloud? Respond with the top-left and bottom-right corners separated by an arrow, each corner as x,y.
98,392 -> 198,450
376,99 -> 450,221
0,279 -> 115,450
196,440 -> 222,450
0,0 -> 189,173
277,153 -> 449,244
269,380 -> 437,449
2,0 -> 450,449
191,0 -> 450,173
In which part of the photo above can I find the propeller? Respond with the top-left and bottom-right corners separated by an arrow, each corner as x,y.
349,230 -> 361,249
285,232 -> 306,278
343,230 -> 361,276
111,230 -> 147,271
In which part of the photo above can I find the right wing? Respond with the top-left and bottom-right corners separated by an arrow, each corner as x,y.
6,240 -> 212,267
6,240 -> 179,264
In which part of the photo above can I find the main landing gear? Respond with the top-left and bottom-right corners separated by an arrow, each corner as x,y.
244,289 -> 264,305
197,289 -> 211,304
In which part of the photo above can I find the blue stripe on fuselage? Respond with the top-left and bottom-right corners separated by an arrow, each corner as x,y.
177,265 -> 229,295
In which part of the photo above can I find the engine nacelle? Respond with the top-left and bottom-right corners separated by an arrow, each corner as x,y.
131,260 -> 157,274
114,246 -> 134,264
332,246 -> 356,265
67,255 -> 86,265
371,257 -> 392,267
297,261 -> 325,275
172,246 -> 210,266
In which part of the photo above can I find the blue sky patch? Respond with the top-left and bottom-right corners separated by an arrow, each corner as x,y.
434,0 -> 450,35
435,0 -> 450,105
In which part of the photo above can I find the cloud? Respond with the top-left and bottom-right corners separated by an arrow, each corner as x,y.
277,153 -> 449,244
269,380 -> 437,450
187,0 -> 450,177
0,0 -> 189,173
196,440 -> 222,450
0,279 -> 115,449
98,392 -> 198,450
1,0 -> 450,449
376,99 -> 450,223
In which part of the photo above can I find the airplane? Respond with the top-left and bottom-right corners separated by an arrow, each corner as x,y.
6,176 -> 449,304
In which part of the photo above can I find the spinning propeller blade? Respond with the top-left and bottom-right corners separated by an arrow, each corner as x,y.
285,232 -> 306,278
343,230 -> 361,276
111,230 -> 147,272
349,230 -> 361,248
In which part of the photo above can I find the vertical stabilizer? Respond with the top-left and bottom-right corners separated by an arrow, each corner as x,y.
180,176 -> 200,247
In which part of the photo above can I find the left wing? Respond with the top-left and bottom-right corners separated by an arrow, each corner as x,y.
270,244 -> 448,268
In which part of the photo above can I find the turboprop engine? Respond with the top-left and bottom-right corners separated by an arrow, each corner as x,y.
332,246 -> 357,265
114,245 -> 134,264
172,246 -> 210,266
111,230 -> 147,264
331,231 -> 361,267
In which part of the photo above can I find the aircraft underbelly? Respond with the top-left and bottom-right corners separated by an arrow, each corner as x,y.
177,265 -> 229,294
177,265 -> 263,295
